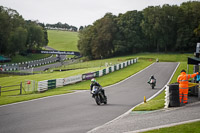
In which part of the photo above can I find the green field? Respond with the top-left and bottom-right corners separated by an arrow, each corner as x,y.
47,30 -> 79,51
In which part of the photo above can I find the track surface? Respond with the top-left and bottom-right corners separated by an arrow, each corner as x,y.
0,62 -> 178,133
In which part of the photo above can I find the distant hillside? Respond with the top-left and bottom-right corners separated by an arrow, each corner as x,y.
47,30 -> 79,52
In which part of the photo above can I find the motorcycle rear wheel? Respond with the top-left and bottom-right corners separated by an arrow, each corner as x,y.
151,84 -> 155,89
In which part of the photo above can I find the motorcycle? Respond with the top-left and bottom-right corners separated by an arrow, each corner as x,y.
91,86 -> 107,105
149,79 -> 156,89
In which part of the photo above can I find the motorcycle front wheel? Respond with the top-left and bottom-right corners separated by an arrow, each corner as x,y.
103,95 -> 107,104
95,95 -> 101,105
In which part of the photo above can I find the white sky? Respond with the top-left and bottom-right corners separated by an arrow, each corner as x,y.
0,0 -> 195,28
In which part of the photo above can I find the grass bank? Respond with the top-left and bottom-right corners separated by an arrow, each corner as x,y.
47,30 -> 79,51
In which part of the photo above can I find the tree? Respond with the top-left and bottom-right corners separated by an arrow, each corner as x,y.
157,4 -> 179,52
77,25 -> 93,59
0,6 -> 11,55
78,13 -> 117,59
176,1 -> 200,52
8,27 -> 27,55
0,6 -> 27,56
194,24 -> 200,40
26,22 -> 46,49
114,10 -> 145,55
141,6 -> 163,52
91,13 -> 117,59
77,1 -> 200,59
79,26 -> 84,31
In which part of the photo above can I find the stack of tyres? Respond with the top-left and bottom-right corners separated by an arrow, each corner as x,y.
169,83 -> 180,107
48,79 -> 56,89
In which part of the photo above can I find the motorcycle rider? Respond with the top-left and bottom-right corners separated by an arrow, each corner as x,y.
147,75 -> 156,86
90,78 -> 106,98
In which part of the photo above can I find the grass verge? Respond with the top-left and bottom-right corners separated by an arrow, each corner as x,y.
143,121 -> 200,133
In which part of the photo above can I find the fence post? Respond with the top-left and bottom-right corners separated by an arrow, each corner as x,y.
20,82 -> 22,95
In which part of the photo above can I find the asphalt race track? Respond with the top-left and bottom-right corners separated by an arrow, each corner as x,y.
0,62 -> 178,133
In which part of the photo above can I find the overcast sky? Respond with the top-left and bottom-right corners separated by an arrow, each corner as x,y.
0,0 -> 194,28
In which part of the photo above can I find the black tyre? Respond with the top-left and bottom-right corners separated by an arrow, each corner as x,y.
151,84 -> 155,89
95,95 -> 101,105
104,96 -> 107,104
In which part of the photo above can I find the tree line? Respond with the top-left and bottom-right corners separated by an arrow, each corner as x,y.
0,6 -> 48,57
46,22 -> 78,31
78,1 -> 200,60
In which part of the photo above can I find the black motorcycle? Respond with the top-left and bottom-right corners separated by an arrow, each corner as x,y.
149,79 -> 156,89
91,86 -> 107,105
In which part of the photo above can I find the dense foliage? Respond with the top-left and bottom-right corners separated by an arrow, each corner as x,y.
0,6 -> 48,57
78,1 -> 200,59
46,22 -> 78,32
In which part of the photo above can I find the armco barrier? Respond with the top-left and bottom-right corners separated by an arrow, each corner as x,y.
64,75 -> 82,85
111,66 -> 114,72
56,78 -> 64,88
114,65 -> 117,71
103,69 -> 106,75
109,67 -> 112,73
99,69 -> 103,77
36,58 -> 137,92
48,79 -> 56,89
95,71 -> 99,77
38,80 -> 48,92
82,73 -> 95,80
106,67 -> 109,74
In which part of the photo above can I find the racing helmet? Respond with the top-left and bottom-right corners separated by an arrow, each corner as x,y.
91,78 -> 96,83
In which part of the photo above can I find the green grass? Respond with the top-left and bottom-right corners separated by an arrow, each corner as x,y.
134,91 -> 166,111
143,121 -> 200,133
47,30 -> 79,51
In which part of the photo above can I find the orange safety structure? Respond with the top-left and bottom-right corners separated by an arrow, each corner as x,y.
177,70 -> 198,103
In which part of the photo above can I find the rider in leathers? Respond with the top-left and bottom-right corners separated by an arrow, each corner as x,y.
90,78 -> 106,97
147,75 -> 156,86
